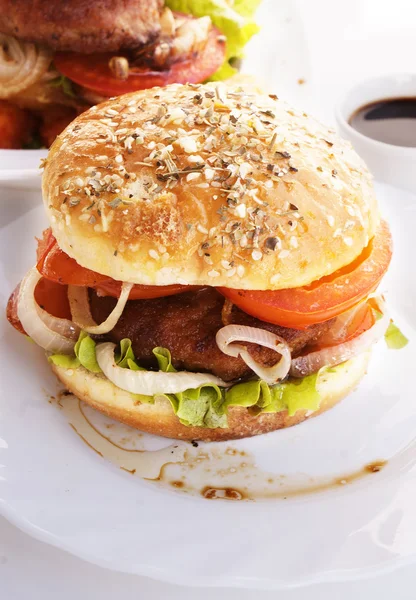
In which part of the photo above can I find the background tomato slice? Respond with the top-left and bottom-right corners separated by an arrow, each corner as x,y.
0,100 -> 36,149
54,21 -> 226,96
218,221 -> 392,329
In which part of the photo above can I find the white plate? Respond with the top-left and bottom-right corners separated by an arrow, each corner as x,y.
0,0 -> 310,191
0,181 -> 415,590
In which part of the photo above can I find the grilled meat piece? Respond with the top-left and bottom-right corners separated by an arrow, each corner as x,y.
90,287 -> 333,382
0,0 -> 163,53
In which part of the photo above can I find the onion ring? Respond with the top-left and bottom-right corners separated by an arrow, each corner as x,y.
68,282 -> 133,334
216,324 -> 291,384
96,342 -> 227,395
17,267 -> 78,353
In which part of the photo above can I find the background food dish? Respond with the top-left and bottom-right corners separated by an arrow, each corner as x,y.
0,0 -> 257,151
0,0 -> 308,190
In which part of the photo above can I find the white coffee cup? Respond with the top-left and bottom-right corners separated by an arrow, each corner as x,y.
335,73 -> 416,194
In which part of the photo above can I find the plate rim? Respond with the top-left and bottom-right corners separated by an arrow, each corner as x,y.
1,493 -> 415,590
1,181 -> 416,588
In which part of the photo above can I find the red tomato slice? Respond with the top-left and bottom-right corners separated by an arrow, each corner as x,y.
338,301 -> 376,344
36,231 -> 194,299
218,221 -> 392,329
312,300 -> 376,350
54,19 -> 226,96
37,237 -> 109,287
95,280 -> 198,300
36,228 -> 55,262
35,278 -> 72,320
7,278 -> 72,335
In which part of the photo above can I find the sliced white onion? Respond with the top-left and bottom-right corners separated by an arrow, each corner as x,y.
96,342 -> 228,396
290,300 -> 389,378
0,35 -> 52,98
68,282 -> 133,335
216,325 -> 291,384
317,301 -> 366,347
17,267 -> 79,353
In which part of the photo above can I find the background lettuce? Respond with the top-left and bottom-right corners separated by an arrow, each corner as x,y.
165,0 -> 261,80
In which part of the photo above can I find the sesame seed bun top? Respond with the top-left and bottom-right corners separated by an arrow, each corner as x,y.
42,82 -> 380,290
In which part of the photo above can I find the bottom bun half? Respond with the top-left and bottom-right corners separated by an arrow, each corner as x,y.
50,352 -> 370,442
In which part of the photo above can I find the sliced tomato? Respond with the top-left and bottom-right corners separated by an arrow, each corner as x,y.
94,280 -> 198,300
37,236 -> 109,286
337,301 -> 376,344
6,278 -> 72,335
36,228 -> 55,262
312,300 -> 376,350
54,20 -> 226,96
35,278 -> 72,320
36,231 -> 194,299
218,221 -> 392,329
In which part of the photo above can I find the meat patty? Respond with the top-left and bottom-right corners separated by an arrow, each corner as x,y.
90,288 -> 333,382
0,0 -> 163,53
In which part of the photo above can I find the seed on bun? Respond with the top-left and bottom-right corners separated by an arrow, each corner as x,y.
43,82 -> 379,291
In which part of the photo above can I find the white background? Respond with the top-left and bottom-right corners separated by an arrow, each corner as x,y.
2,0 -> 416,597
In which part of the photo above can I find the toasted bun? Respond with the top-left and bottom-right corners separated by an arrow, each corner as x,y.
43,82 -> 379,290
50,351 -> 370,442
0,0 -> 162,53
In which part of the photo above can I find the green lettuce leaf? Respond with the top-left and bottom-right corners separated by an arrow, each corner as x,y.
270,373 -> 320,417
223,379 -> 271,412
152,347 -> 226,427
75,331 -> 102,373
222,373 -> 321,417
384,321 -> 409,350
165,0 -> 261,80
116,338 -> 144,370
49,334 -> 326,429
153,347 -> 177,372
49,331 -> 101,373
48,354 -> 80,369
167,385 -> 227,428
49,75 -> 76,98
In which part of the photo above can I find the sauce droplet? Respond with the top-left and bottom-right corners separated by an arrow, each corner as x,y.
365,460 -> 387,473
49,391 -> 390,501
202,487 -> 245,501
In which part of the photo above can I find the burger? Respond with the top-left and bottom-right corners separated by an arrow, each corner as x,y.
0,0 -> 259,148
7,82 -> 406,442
